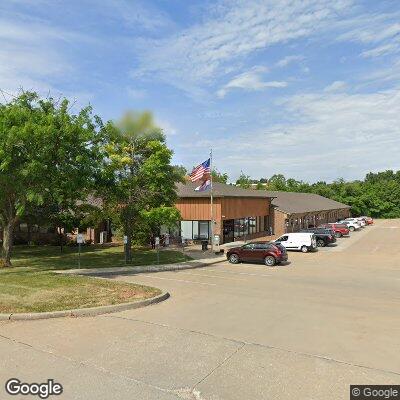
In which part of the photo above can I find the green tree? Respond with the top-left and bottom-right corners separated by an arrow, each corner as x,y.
0,92 -> 103,267
236,171 -> 251,189
142,206 -> 181,236
212,168 -> 229,184
101,111 -> 183,261
267,174 -> 287,191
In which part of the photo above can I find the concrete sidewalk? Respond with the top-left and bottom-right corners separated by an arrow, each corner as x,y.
56,253 -> 226,276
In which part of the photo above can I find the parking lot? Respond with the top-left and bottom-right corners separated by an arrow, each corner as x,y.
1,219 -> 400,399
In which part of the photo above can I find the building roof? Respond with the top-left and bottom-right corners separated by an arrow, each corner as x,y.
176,182 -> 271,198
264,191 -> 351,214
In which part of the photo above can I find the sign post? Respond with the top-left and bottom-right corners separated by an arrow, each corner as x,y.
76,234 -> 84,269
155,236 -> 160,264
123,236 -> 128,265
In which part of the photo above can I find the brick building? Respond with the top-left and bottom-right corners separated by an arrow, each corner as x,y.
266,191 -> 351,236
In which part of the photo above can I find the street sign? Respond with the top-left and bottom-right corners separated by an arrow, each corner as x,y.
123,236 -> 128,244
76,234 -> 84,244
155,237 -> 160,246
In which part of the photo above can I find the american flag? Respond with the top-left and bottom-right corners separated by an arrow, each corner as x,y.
189,158 -> 211,182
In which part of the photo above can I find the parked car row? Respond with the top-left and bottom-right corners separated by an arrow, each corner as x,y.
226,216 -> 373,266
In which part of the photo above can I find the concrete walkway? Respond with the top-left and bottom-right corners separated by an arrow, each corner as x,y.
57,253 -> 226,276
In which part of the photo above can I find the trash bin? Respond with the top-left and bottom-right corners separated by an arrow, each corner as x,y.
201,240 -> 208,251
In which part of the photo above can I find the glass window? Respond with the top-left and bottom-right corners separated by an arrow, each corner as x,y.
181,221 -> 193,240
199,221 -> 209,239
254,243 -> 268,249
234,219 -> 241,238
242,218 -> 248,236
192,221 -> 200,239
278,235 -> 289,242
249,217 -> 256,234
242,243 -> 254,249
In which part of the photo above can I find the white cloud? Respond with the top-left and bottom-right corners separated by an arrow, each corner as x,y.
361,57 -> 400,84
91,0 -> 173,31
0,16 -> 93,95
156,118 -> 178,137
361,40 -> 400,58
217,66 -> 286,97
324,81 -> 347,92
275,55 -> 304,68
179,86 -> 400,181
335,13 -> 400,59
133,0 -> 353,96
126,87 -> 147,99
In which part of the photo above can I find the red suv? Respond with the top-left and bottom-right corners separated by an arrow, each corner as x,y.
227,242 -> 288,266
318,223 -> 350,238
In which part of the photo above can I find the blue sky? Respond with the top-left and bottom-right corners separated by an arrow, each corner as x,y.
1,0 -> 400,182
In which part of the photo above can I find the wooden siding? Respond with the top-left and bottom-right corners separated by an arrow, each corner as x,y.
175,198 -> 222,220
220,197 -> 270,220
175,197 -> 270,221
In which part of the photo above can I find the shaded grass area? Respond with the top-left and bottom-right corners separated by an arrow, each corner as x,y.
0,245 -> 188,313
10,244 -> 191,271
0,269 -> 160,313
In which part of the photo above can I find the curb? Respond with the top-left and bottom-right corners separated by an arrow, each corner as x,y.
56,258 -> 226,277
0,291 -> 170,321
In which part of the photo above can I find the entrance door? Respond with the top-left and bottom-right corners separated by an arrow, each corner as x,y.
223,220 -> 234,244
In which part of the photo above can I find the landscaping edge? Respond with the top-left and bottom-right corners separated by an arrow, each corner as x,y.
55,257 -> 226,277
0,291 -> 170,321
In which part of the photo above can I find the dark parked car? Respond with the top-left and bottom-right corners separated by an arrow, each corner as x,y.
300,228 -> 336,247
318,223 -> 350,238
226,241 -> 288,266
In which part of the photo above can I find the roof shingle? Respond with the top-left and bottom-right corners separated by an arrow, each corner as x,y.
176,182 -> 350,213
265,191 -> 350,214
176,182 -> 271,198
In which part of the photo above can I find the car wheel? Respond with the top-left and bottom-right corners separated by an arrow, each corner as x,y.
335,232 -> 342,238
228,253 -> 240,264
301,245 -> 308,253
349,226 -> 355,232
317,239 -> 325,247
264,256 -> 276,267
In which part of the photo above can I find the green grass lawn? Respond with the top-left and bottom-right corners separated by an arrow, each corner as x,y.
0,269 -> 160,313
9,244 -> 191,271
0,245 -> 190,314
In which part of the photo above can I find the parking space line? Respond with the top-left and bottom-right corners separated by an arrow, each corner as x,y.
205,268 -> 272,278
176,271 -> 246,281
140,275 -> 217,286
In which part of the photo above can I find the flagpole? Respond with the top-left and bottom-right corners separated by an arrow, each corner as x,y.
210,148 -> 214,253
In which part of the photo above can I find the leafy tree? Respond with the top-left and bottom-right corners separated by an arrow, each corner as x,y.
142,206 -> 181,236
212,168 -> 229,184
0,92 -> 103,267
101,111 -> 183,262
255,182 -> 266,190
236,171 -> 251,189
246,169 -> 400,218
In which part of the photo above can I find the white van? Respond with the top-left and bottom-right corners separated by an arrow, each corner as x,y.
273,232 -> 317,253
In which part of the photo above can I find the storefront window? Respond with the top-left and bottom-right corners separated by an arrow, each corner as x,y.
249,217 -> 256,234
181,221 -> 210,240
199,221 -> 209,239
192,221 -> 200,239
181,221 -> 193,239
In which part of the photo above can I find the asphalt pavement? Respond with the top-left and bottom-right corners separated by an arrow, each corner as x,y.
1,219 -> 400,399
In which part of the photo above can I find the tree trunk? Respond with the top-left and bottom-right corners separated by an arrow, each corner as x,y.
1,219 -> 15,267
59,227 -> 64,253
27,223 -> 32,244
